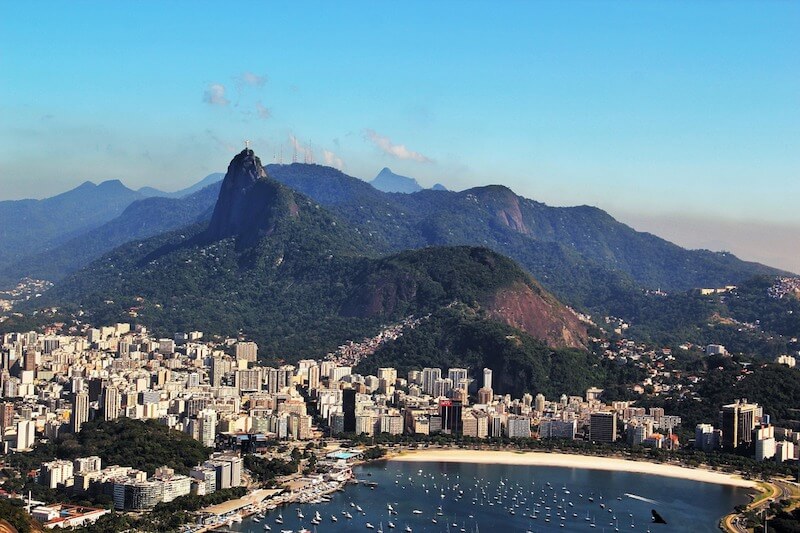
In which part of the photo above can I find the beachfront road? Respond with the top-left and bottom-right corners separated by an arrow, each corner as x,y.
722,478 -> 799,533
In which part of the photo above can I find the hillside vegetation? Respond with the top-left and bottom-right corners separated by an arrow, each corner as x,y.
8,419 -> 210,477
0,182 -> 222,285
36,151 -> 588,362
359,306 -> 640,398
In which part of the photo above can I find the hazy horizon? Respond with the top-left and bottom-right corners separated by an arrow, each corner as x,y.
3,158 -> 797,276
1,1 -> 797,274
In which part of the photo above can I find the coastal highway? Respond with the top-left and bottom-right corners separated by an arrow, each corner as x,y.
722,512 -> 747,533
722,478 -> 799,533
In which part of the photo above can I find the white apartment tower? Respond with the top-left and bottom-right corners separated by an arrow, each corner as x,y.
103,385 -> 121,421
72,390 -> 89,433
198,409 -> 217,447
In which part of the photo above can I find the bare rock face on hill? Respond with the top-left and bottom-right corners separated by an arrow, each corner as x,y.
468,185 -> 531,235
484,282 -> 587,349
205,149 -> 299,246
339,247 -> 588,350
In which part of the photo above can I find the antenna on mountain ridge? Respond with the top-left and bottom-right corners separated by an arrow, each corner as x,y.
306,138 -> 313,164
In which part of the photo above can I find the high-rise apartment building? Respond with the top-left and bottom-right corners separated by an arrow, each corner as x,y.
198,409 -> 217,447
539,418 -> 577,440
329,366 -> 352,384
506,416 -> 532,439
589,412 -> 617,443
342,388 -> 357,433
421,367 -> 442,396
234,341 -> 258,362
16,420 -> 35,450
306,364 -> 321,390
721,400 -> 761,450
447,368 -> 468,391
477,387 -> 493,405
234,369 -> 261,393
695,423 -> 719,452
754,425 -> 776,461
534,393 -> 546,413
103,385 -> 121,421
0,402 -> 14,430
433,377 -> 453,398
72,391 -> 89,433
483,368 -> 492,391
439,399 -> 463,435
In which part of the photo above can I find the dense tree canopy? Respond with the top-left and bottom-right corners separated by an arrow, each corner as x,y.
9,418 -> 210,476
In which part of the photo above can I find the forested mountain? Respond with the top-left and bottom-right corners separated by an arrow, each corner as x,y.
359,306 -> 628,399
38,150 -> 588,364
0,182 -> 222,285
265,164 -> 785,308
0,180 -> 148,268
5,161 -> 784,309
0,173 -> 225,288
261,163 -> 800,354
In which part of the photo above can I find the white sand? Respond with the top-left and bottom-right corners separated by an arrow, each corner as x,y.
390,449 -> 757,488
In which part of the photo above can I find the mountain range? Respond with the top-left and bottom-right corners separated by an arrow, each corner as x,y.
6,150 -> 796,393
0,179 -> 147,269
36,151 -> 589,381
136,172 -> 224,199
264,164 -> 785,307
0,182 -> 222,285
3,163 -> 784,300
0,176 -> 223,286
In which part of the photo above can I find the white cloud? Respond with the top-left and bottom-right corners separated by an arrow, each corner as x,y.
203,83 -> 229,106
364,129 -> 432,163
237,71 -> 267,88
256,102 -> 271,120
323,149 -> 344,170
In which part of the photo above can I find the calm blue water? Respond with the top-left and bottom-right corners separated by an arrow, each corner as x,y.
229,460 -> 751,533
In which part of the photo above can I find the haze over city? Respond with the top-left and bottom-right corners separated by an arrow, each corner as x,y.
2,3 -> 800,532
1,0 -> 798,273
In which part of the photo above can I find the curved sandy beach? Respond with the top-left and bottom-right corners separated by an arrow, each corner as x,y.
390,449 -> 757,488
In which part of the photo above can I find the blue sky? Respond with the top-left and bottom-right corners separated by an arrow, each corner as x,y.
1,1 -> 798,270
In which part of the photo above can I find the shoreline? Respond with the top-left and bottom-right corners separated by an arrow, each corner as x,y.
388,448 -> 757,489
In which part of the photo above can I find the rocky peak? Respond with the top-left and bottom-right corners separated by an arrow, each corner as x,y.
205,149 -> 299,246
371,167 -> 423,193
466,185 -> 530,235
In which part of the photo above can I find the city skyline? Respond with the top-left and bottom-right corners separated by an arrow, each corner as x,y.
1,1 -> 798,272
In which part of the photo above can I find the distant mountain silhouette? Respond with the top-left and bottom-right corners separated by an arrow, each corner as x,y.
0,182 -> 222,286
137,173 -> 224,199
173,172 -> 224,197
0,173 -> 227,288
0,179 -> 146,270
136,186 -> 169,198
371,167 -> 424,193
